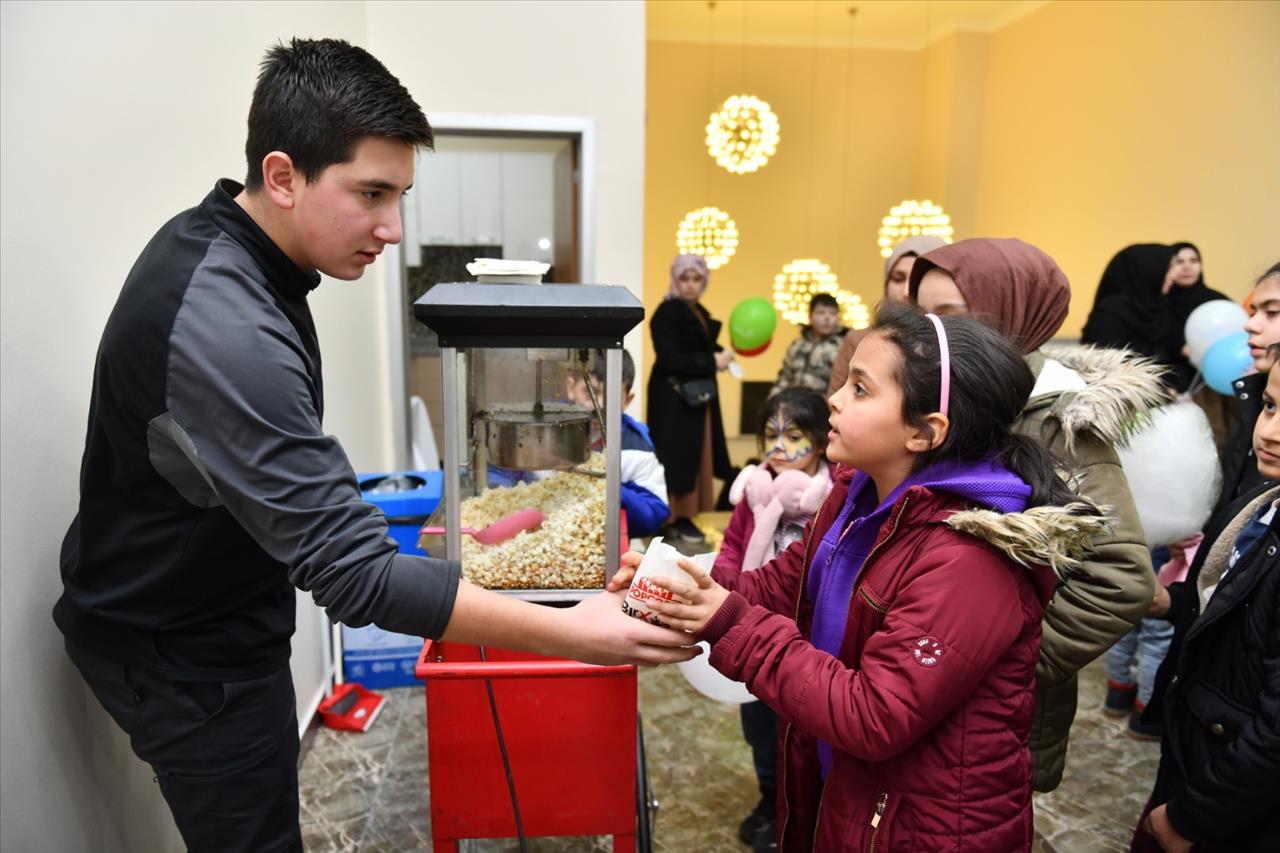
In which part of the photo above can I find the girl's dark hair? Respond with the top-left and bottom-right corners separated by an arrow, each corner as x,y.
1258,262 -> 1280,285
757,387 -> 830,455
873,304 -> 1076,508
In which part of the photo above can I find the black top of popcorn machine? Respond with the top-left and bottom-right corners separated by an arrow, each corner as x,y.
413,282 -> 645,601
414,282 -> 643,348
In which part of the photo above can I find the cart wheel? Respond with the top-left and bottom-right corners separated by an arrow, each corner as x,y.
636,715 -> 657,853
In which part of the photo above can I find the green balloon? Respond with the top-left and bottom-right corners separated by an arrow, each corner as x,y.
729,298 -> 777,352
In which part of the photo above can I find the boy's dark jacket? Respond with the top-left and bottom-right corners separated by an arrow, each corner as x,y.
702,464 -> 1102,852
1143,481 -> 1280,850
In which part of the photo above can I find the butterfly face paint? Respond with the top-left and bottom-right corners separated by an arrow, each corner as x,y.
763,413 -> 815,473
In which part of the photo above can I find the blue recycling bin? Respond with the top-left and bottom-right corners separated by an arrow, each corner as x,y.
357,470 -> 443,555
344,470 -> 444,688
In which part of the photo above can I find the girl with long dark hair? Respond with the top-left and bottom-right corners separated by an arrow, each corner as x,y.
614,307 -> 1105,851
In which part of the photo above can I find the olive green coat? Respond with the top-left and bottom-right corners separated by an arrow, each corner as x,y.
1019,345 -> 1165,792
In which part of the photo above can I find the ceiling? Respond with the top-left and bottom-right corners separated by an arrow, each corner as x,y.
647,0 -> 1050,49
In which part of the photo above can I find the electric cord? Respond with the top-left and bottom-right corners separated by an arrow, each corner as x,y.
479,645 -> 527,853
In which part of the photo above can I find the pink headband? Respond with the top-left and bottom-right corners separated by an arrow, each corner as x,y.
924,313 -> 951,417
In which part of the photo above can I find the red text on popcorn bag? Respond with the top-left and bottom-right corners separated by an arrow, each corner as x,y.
622,575 -> 679,625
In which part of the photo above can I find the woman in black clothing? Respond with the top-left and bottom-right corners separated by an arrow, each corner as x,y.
647,254 -> 734,543
1082,242 -> 1230,393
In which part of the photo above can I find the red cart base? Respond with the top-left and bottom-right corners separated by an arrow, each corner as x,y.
416,641 -> 640,850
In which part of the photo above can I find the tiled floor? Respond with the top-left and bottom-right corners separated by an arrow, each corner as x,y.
298,655 -> 1160,852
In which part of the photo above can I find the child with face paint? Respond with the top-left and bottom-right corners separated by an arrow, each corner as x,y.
714,388 -> 834,851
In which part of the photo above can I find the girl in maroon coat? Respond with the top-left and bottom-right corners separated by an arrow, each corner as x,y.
614,307 -> 1105,851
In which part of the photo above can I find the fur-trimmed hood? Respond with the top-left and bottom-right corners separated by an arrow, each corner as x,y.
947,501 -> 1109,582
829,465 -> 1110,582
1028,344 -> 1169,453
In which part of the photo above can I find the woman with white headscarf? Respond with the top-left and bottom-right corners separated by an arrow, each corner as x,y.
647,254 -> 734,543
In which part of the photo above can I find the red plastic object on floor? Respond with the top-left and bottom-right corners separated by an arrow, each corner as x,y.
317,682 -> 386,733
415,641 -> 638,852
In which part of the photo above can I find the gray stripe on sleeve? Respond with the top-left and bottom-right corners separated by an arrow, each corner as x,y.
147,412 -> 222,508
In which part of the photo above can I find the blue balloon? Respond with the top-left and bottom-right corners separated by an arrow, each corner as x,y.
1201,332 -> 1253,395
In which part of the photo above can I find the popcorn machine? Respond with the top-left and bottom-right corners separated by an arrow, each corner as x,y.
413,281 -> 643,596
417,279 -> 645,591
411,281 -> 655,852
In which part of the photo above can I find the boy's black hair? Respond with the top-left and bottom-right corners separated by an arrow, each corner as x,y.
587,348 -> 636,395
873,304 -> 1080,509
758,387 -> 830,454
244,38 -> 434,191
810,293 -> 839,312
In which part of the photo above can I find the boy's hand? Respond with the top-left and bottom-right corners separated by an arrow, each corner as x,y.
606,550 -> 643,593
562,590 -> 701,667
644,557 -> 730,634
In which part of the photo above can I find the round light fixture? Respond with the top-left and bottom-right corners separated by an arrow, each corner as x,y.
706,94 -> 780,175
675,206 -> 739,270
877,199 -> 955,257
834,289 -> 871,330
772,259 -> 840,326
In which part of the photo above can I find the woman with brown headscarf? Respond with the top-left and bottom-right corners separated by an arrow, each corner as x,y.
912,237 -> 1168,793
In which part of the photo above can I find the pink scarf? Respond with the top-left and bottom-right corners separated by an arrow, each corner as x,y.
729,463 -> 833,571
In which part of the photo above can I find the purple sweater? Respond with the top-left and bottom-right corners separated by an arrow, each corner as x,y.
807,458 -> 1033,776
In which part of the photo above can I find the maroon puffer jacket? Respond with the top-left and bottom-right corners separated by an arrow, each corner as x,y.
703,466 -> 1075,852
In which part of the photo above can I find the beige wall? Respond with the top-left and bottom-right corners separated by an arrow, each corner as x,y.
646,1 -> 1280,436
974,0 -> 1280,337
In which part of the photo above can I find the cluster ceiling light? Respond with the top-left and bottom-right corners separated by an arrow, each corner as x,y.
773,259 -> 841,325
834,290 -> 871,330
705,94 -> 780,175
675,206 -> 739,270
877,199 -> 955,257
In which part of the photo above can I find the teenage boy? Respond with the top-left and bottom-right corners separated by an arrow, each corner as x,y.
53,38 -> 694,852
770,293 -> 847,396
566,349 -> 670,538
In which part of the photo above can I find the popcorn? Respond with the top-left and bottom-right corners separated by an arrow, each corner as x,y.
459,453 -> 608,589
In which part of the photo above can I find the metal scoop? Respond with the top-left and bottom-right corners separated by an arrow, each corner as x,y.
420,508 -> 545,546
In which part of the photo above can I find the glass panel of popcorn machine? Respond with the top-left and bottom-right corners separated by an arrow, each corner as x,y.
456,347 -> 610,591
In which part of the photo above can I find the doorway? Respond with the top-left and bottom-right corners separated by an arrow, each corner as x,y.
384,116 -> 598,470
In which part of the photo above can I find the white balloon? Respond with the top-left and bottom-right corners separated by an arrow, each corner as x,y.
677,642 -> 755,704
1118,402 -> 1222,547
1185,300 -> 1248,368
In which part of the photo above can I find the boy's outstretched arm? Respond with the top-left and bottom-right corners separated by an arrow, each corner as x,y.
442,580 -> 700,667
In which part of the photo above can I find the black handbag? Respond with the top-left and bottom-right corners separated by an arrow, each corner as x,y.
672,376 -> 717,407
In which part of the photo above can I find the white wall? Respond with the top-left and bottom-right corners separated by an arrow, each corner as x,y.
0,3 -> 366,850
1,2 -> 645,849
365,0 -> 649,388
